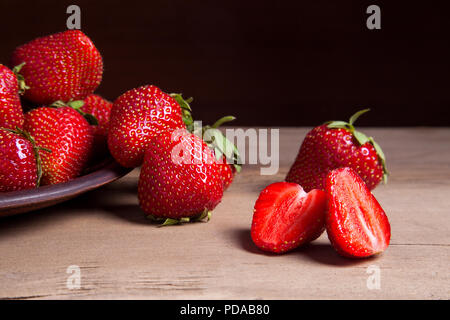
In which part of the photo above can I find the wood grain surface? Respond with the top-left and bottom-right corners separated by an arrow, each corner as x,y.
0,128 -> 448,299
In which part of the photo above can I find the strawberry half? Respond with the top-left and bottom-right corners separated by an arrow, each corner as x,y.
11,30 -> 103,105
138,129 -> 224,225
286,109 -> 388,192
325,167 -> 391,258
251,182 -> 327,253
0,64 -> 27,130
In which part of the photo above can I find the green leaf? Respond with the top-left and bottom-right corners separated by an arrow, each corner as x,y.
12,62 -> 26,74
370,138 -> 385,162
195,209 -> 211,222
81,112 -> 99,126
170,93 -> 192,111
348,108 -> 370,126
159,218 -> 182,227
233,163 -> 242,173
353,130 -> 370,145
67,100 -> 85,109
211,116 -> 236,129
327,121 -> 349,129
369,137 -> 389,181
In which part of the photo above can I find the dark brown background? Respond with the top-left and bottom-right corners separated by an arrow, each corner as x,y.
0,0 -> 449,126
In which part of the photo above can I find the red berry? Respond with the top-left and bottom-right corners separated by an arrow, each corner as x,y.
108,85 -> 186,168
138,130 -> 224,222
11,30 -> 103,105
24,106 -> 94,185
219,161 -> 236,190
286,109 -> 387,192
251,182 -> 327,253
81,94 -> 112,158
325,167 -> 391,258
0,128 -> 38,192
0,64 -> 25,130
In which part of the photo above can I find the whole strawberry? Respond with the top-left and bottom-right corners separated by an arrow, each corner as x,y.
11,30 -> 103,105
81,94 -> 112,158
0,64 -> 27,130
286,109 -> 387,192
108,85 -> 187,168
24,106 -> 94,185
138,129 -> 224,225
0,128 -> 44,192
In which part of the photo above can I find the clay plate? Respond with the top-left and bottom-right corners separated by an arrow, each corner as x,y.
0,158 -> 132,217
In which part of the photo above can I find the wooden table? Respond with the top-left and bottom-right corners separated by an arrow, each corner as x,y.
0,128 -> 449,299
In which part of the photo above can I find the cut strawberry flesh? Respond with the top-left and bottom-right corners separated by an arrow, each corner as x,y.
326,167 -> 391,258
251,182 -> 327,253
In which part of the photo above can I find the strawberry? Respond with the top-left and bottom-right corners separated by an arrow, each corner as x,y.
11,30 -> 103,105
138,129 -> 224,225
286,109 -> 388,192
218,158 -> 236,190
251,182 -> 327,253
24,106 -> 94,185
81,94 -> 112,158
199,116 -> 242,191
107,85 -> 188,168
325,167 -> 391,258
0,64 -> 27,130
0,128 -> 46,192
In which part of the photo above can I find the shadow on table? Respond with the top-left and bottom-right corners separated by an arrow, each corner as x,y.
103,204 -> 150,225
229,228 -> 373,267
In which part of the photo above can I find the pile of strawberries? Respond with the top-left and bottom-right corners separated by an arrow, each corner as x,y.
251,110 -> 392,258
0,30 -> 240,225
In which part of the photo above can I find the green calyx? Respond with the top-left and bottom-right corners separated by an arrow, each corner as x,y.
49,100 -> 98,126
12,62 -> 30,95
201,116 -> 242,173
170,93 -> 242,173
326,108 -> 389,183
146,209 -> 212,227
0,126 -> 51,187
170,93 -> 194,132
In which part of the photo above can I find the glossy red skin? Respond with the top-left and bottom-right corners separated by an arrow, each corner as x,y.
286,125 -> 384,192
218,155 -> 236,190
11,30 -> 103,105
138,130 -> 224,219
251,182 -> 327,254
81,94 -> 112,158
0,129 -> 37,192
24,107 -> 93,185
221,163 -> 235,190
325,167 -> 391,258
0,65 -> 24,129
108,85 -> 185,168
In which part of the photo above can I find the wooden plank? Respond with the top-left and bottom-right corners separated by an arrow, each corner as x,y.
0,128 -> 449,299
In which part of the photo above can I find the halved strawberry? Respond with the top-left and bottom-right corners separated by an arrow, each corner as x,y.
325,167 -> 391,258
251,182 -> 327,253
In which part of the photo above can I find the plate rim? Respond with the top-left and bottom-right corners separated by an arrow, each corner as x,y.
0,159 -> 132,217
